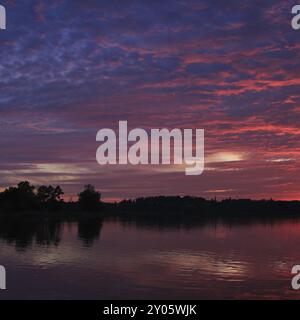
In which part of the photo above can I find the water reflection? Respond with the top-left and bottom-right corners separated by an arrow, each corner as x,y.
77,218 -> 103,247
0,215 -> 105,250
0,213 -> 300,299
1,213 -> 299,251
0,216 -> 62,250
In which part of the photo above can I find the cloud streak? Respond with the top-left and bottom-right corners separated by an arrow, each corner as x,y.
0,0 -> 299,200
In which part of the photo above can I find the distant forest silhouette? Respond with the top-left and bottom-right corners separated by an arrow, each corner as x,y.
0,181 -> 300,219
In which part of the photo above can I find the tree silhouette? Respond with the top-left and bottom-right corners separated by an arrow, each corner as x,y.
78,185 -> 101,211
37,185 -> 63,203
37,185 -> 64,210
0,181 -> 37,211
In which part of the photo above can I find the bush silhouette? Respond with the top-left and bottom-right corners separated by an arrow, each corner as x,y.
78,185 -> 101,211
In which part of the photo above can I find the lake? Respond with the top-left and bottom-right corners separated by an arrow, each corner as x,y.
0,215 -> 300,300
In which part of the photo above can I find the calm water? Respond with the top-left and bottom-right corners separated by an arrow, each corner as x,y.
0,215 -> 300,300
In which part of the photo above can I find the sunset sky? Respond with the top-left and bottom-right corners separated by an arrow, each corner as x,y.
0,0 -> 300,201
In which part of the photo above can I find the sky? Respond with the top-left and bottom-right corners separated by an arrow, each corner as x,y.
0,0 -> 300,201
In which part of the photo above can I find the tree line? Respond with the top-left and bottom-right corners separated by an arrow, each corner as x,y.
0,181 -> 101,212
1,181 -> 300,216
